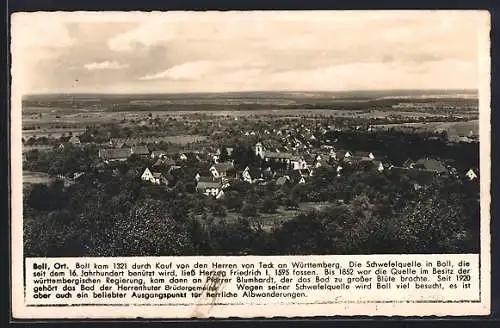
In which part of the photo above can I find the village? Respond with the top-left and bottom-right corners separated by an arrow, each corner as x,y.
40,116 -> 478,202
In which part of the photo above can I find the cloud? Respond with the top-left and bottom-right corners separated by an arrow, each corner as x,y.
139,60 -> 261,81
13,11 -> 487,93
84,61 -> 129,71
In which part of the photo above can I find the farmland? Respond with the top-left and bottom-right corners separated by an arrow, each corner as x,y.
21,90 -> 479,143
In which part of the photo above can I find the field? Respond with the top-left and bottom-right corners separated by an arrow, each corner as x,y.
372,120 -> 479,137
23,171 -> 52,185
21,90 -> 479,144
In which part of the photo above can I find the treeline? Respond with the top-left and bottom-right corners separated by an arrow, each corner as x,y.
24,96 -> 477,113
324,130 -> 479,171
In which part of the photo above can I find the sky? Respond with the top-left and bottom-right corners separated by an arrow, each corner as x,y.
11,11 -> 489,94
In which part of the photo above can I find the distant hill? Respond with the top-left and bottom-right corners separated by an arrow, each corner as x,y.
22,89 -> 479,113
24,89 -> 478,101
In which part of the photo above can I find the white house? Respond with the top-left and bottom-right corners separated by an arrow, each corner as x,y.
465,168 -> 478,181
151,150 -> 167,159
196,181 -> 223,198
242,167 -> 252,183
141,168 -> 154,182
141,168 -> 166,185
290,156 -> 307,170
69,136 -> 81,145
209,162 -> 234,179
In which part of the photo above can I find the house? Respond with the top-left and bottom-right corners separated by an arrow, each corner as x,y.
314,157 -> 332,169
153,157 -> 176,167
336,165 -> 343,177
210,162 -> 235,179
288,170 -> 307,184
413,158 -> 448,174
109,139 -> 130,148
255,142 -> 304,170
241,166 -> 262,183
141,168 -> 167,185
196,181 -> 224,198
98,148 -> 132,163
151,150 -> 167,159
358,152 -> 375,160
131,146 -> 150,157
151,172 -> 168,185
72,172 -> 85,180
69,136 -> 81,145
290,155 -> 308,170
465,168 -> 478,181
179,153 -> 188,161
276,175 -> 291,186
299,168 -> 313,177
389,166 -> 437,186
141,167 -> 154,180
332,150 -> 352,162
373,160 -> 385,172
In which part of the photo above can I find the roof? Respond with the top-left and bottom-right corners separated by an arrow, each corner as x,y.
276,176 -> 290,185
131,146 -> 150,156
243,166 -> 262,177
151,150 -> 167,156
264,151 -> 293,159
196,181 -> 222,190
198,175 -> 219,183
99,148 -> 131,160
153,157 -> 176,167
152,172 -> 164,178
390,166 -> 437,184
346,155 -> 372,163
414,158 -> 447,173
214,162 -> 234,172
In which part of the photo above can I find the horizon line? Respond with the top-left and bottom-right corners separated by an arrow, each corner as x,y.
24,88 -> 479,97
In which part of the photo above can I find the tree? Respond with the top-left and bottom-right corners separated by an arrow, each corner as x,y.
241,203 -> 258,217
111,200 -> 194,256
260,197 -> 278,214
224,191 -> 243,211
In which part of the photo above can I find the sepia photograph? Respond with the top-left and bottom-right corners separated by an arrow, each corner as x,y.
13,11 -> 486,258
10,10 -> 492,319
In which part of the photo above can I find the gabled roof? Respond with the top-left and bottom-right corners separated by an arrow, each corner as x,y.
151,150 -> 167,156
213,162 -> 234,172
264,151 -> 293,159
243,166 -> 262,177
390,166 -> 437,184
356,151 -> 374,157
414,158 -> 447,173
198,175 -> 219,183
196,181 -> 222,190
99,148 -> 131,160
131,146 -> 150,156
153,157 -> 176,167
276,176 -> 290,185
